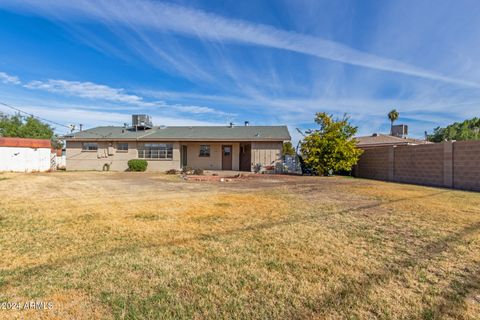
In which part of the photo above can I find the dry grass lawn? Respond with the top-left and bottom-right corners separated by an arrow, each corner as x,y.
0,171 -> 479,319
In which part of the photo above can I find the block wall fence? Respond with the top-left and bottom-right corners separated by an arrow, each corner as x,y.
353,141 -> 480,192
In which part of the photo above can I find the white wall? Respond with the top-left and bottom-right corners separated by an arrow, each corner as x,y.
0,147 -> 52,172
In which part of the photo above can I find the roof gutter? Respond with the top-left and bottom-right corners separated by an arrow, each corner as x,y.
64,137 -> 290,142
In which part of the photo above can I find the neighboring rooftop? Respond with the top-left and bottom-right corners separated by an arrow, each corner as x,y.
355,133 -> 431,148
0,137 -> 51,148
64,125 -> 291,142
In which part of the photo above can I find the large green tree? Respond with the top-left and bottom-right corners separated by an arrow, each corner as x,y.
282,141 -> 296,157
427,117 -> 480,142
0,113 -> 62,148
300,113 -> 363,175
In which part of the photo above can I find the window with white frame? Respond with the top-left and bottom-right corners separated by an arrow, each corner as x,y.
82,142 -> 98,151
138,143 -> 173,159
199,145 -> 210,157
117,143 -> 128,151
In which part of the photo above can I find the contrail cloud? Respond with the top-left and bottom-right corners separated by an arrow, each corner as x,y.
1,0 -> 479,87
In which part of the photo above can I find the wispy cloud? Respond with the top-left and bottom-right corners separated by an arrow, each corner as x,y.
24,79 -> 147,105
170,104 -> 235,117
0,73 -> 234,120
0,71 -> 20,85
0,100 -> 223,133
20,78 -> 234,116
1,0 -> 479,87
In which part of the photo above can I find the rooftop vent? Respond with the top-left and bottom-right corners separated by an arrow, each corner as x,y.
229,122 -> 234,128
244,121 -> 249,126
372,133 -> 378,137
132,114 -> 153,130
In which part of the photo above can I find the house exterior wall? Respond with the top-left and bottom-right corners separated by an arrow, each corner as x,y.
182,142 -> 240,170
0,146 -> 51,172
251,142 -> 283,167
66,141 -> 181,172
66,140 -> 284,172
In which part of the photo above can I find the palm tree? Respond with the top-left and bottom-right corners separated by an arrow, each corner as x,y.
388,109 -> 399,135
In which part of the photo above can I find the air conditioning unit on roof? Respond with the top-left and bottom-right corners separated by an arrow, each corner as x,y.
132,114 -> 153,130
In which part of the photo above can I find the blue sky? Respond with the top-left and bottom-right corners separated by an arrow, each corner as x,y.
0,0 -> 479,143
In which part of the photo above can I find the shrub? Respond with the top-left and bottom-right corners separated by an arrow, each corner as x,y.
165,169 -> 179,175
300,112 -> 362,175
128,159 -> 148,172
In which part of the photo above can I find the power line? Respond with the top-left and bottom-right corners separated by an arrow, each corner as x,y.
0,101 -> 71,129
0,100 -> 126,139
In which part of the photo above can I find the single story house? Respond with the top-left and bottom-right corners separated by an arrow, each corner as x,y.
0,137 -> 52,172
64,116 -> 291,172
355,133 -> 431,149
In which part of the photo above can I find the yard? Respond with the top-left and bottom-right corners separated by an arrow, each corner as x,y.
0,172 -> 479,319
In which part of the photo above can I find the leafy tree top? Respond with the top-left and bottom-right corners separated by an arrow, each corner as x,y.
0,113 -> 63,149
282,141 -> 296,157
300,112 -> 363,175
388,109 -> 399,123
427,117 -> 480,142
0,113 -> 54,139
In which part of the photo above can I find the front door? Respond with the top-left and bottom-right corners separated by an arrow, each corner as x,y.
181,145 -> 188,168
222,145 -> 232,170
239,143 -> 251,171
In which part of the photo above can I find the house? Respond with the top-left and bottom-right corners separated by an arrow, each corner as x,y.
355,133 -> 431,149
0,137 -> 52,172
64,115 -> 291,172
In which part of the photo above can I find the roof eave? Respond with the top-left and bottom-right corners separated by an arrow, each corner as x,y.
65,137 -> 290,142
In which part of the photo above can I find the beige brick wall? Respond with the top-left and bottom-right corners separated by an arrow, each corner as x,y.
354,141 -> 480,192
453,141 -> 480,191
393,144 -> 444,186
354,147 -> 390,180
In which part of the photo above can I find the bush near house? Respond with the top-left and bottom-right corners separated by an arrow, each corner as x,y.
127,159 -> 148,172
300,112 -> 363,175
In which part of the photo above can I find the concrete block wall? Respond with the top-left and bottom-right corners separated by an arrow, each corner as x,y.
453,141 -> 480,191
393,144 -> 444,186
354,147 -> 389,180
354,141 -> 480,192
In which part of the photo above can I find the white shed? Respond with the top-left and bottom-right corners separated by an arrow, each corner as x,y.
0,137 -> 52,172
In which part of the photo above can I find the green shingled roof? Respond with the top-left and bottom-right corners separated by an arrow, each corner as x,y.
65,125 -> 291,141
